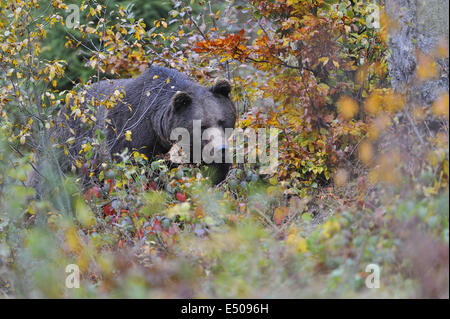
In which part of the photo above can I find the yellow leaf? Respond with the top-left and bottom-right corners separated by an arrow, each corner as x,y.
359,141 -> 373,164
286,233 -> 309,253
417,55 -> 438,79
125,130 -> 132,141
364,93 -> 382,115
296,237 -> 308,253
65,227 -> 81,253
75,198 -> 96,227
322,218 -> 341,239
337,96 -> 359,120
273,207 -> 289,225
432,92 -> 449,118
318,57 -> 329,66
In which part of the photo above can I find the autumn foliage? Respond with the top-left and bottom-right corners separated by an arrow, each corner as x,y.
190,0 -> 387,187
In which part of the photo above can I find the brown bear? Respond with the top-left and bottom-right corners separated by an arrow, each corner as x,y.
55,66 -> 236,183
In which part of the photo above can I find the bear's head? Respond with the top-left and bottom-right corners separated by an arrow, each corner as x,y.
168,79 -> 236,181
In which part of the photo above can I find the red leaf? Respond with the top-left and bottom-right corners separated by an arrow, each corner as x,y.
273,207 -> 289,226
145,181 -> 157,191
104,205 -> 115,216
107,179 -> 114,194
176,192 -> 187,202
84,186 -> 101,201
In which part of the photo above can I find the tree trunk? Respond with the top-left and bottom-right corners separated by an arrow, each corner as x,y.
385,0 -> 449,105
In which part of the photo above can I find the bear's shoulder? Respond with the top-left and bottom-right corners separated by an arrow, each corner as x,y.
138,66 -> 196,90
86,78 -> 130,100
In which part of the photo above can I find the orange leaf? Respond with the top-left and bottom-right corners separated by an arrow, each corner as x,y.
273,207 -> 289,225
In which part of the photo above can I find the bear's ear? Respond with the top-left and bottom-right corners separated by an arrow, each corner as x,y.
172,91 -> 192,111
211,79 -> 231,97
